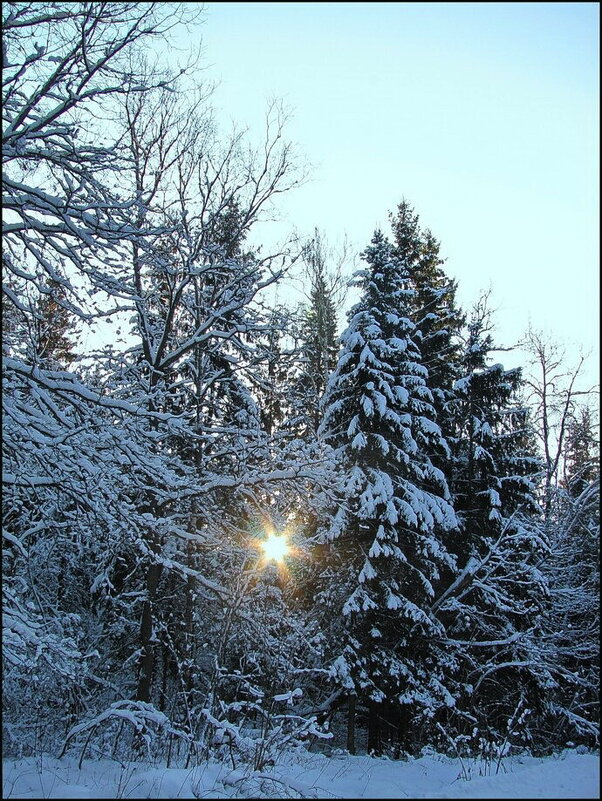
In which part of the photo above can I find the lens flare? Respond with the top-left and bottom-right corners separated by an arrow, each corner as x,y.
260,532 -> 289,563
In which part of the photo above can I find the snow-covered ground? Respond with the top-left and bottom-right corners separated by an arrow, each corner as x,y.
2,748 -> 599,798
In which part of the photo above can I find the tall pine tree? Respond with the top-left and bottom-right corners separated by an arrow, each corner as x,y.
293,230 -> 340,436
433,296 -> 549,748
389,200 -> 464,443
318,230 -> 458,754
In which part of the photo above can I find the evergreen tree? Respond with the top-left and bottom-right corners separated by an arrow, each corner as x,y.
318,230 -> 458,754
433,296 -> 550,748
252,307 -> 297,438
389,200 -> 464,440
293,230 -> 340,435
31,281 -> 78,368
563,406 -> 599,497
2,276 -> 77,368
446,296 -> 542,559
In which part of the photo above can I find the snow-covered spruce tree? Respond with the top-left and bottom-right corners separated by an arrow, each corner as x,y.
444,296 -> 542,560
563,405 -> 600,497
432,295 -> 551,752
317,230 -> 459,755
288,230 -> 342,437
389,200 -> 464,448
250,305 -> 299,438
278,233 -> 350,691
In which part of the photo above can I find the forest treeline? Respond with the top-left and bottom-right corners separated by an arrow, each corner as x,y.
2,3 -> 599,766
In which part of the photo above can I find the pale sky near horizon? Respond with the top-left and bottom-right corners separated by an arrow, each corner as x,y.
171,2 -> 599,391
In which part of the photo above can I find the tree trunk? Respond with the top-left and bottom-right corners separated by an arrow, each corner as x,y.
367,700 -> 382,755
347,694 -> 356,755
136,557 -> 162,703
159,642 -> 169,712
396,703 -> 412,757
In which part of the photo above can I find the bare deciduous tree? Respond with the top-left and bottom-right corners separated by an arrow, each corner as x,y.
2,2 -> 202,318
522,327 -> 598,518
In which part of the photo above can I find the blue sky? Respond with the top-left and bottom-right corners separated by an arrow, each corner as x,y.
174,2 -> 599,388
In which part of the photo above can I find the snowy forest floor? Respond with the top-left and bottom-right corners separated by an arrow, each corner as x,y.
2,748 -> 599,799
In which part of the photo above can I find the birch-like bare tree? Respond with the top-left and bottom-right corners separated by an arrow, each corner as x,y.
522,327 -> 598,518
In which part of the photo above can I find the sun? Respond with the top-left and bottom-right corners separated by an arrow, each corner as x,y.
260,532 -> 289,563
